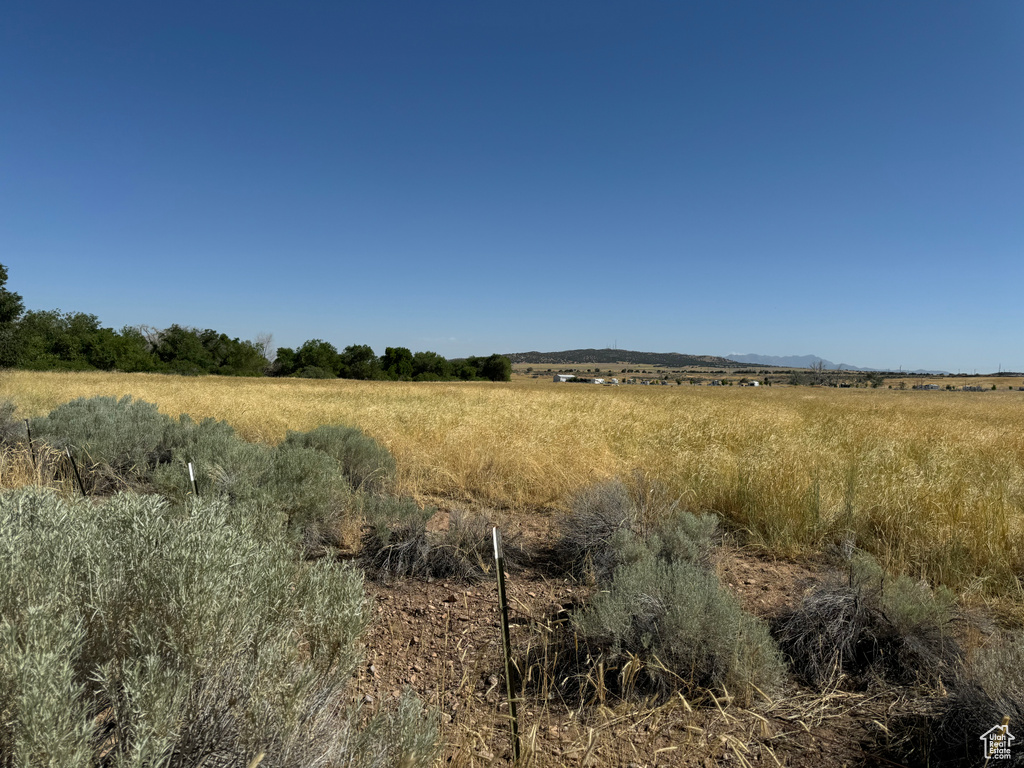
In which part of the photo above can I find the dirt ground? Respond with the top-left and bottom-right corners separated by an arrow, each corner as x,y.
346,506 -> 934,768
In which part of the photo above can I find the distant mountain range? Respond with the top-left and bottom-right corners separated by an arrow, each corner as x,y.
724,353 -> 949,375
504,348 -> 953,374
505,348 -> 745,368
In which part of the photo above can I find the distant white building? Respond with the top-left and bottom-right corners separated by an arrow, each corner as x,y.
553,373 -> 606,384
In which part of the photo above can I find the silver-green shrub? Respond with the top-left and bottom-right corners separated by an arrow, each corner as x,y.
537,485 -> 779,707
150,413 -> 265,501
772,553 -> 962,689
552,478 -> 718,582
571,545 -> 784,705
30,400 -> 360,549
360,495 -> 432,581
283,424 -> 397,494
360,496 -> 501,582
0,400 -> 26,447
0,488 -> 438,768
29,395 -> 174,489
265,445 -> 355,550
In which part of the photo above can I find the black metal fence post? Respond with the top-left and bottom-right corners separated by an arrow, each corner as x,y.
492,527 -> 520,762
65,446 -> 87,496
25,419 -> 37,471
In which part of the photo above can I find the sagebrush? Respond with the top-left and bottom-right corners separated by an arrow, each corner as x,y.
0,487 -> 438,768
550,477 -> 717,582
772,553 -> 962,689
535,497 -> 781,707
284,423 -> 397,493
360,496 -> 504,582
21,398 -> 399,551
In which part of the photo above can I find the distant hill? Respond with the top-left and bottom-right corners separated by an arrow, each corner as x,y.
505,348 -> 746,368
725,353 -> 949,375
725,353 -> 854,370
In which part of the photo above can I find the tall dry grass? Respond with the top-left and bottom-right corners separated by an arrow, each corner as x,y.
2,370 -> 1022,594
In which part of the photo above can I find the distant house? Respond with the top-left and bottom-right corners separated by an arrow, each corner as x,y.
963,385 -> 985,392
922,384 -> 940,390
554,373 -> 606,384
710,380 -> 722,386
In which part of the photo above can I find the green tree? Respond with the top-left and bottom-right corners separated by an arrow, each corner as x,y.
222,338 -> 267,376
339,344 -> 382,380
83,326 -> 120,370
17,310 -> 104,370
382,346 -> 414,379
0,265 -> 24,367
480,354 -> 512,382
450,358 -> 479,380
197,330 -> 267,376
411,350 -> 451,380
154,325 -> 214,373
109,326 -> 157,372
295,339 -> 341,376
199,329 -> 232,368
272,347 -> 298,376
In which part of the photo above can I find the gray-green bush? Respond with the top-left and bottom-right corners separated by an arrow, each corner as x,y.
772,553 -> 962,689
0,400 -> 25,447
360,497 -> 501,582
0,487 -> 438,768
551,478 -> 717,582
150,413 -> 274,503
360,495 -> 433,581
267,444 -> 354,539
565,543 -> 784,705
28,399 -> 375,549
284,424 -> 397,494
429,510 -> 500,580
534,480 -> 777,706
550,479 -> 635,580
29,395 -> 173,490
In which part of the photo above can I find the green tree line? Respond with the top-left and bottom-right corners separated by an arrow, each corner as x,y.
0,265 -> 510,381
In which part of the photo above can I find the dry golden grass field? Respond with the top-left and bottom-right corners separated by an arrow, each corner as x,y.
3,369 -> 1023,596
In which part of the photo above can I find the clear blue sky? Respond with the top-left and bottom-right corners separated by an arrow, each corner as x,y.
2,1 -> 1021,372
